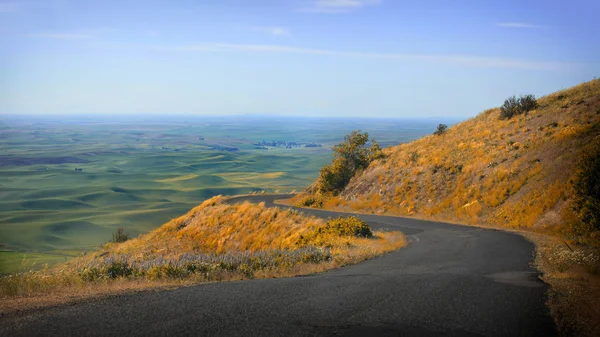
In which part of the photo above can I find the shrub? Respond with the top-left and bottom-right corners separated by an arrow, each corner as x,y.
297,216 -> 373,247
434,124 -> 448,136
323,216 -> 373,238
111,227 -> 130,243
317,130 -> 384,195
500,94 -> 538,119
318,159 -> 354,194
519,94 -> 538,112
500,96 -> 520,119
298,195 -> 324,208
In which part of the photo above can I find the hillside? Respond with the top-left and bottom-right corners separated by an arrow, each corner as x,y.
297,79 -> 600,238
99,195 -> 403,270
1,195 -> 405,308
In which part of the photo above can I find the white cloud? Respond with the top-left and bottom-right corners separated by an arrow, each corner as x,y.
155,42 -> 572,71
496,22 -> 544,29
28,33 -> 94,39
300,0 -> 381,13
250,26 -> 291,37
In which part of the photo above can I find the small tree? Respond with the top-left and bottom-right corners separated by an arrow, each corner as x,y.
112,227 -> 130,243
317,130 -> 383,195
434,124 -> 448,136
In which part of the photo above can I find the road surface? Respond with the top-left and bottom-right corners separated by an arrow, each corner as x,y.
0,194 -> 555,336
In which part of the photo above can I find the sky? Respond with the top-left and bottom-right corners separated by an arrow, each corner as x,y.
1,0 -> 599,118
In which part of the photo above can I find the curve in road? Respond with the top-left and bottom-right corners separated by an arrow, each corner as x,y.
0,194 -> 556,336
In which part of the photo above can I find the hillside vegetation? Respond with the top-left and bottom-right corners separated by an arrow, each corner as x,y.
297,79 -> 600,241
1,196 -> 404,309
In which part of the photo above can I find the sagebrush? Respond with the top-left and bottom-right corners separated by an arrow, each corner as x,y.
500,94 -> 538,119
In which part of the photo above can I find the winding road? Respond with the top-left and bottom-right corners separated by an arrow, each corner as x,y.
0,194 -> 556,336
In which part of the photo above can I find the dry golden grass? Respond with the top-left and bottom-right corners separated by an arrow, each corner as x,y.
298,79 -> 600,234
110,195 -> 325,256
0,196 -> 405,314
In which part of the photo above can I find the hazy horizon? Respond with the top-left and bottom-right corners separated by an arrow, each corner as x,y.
0,113 -> 462,121
2,0 -> 599,118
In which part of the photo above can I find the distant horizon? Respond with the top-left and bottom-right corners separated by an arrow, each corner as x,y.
0,113 -> 463,122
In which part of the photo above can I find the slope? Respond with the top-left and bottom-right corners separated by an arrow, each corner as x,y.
303,79 -> 600,236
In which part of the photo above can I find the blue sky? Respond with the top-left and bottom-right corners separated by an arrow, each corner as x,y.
1,0 -> 599,118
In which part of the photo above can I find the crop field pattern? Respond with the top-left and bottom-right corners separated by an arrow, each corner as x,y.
0,115 -> 440,273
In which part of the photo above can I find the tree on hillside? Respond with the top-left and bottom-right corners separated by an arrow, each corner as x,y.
317,130 -> 383,195
434,124 -> 448,136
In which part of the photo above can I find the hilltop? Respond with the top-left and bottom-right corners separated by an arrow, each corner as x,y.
296,79 -> 600,239
94,195 -> 404,272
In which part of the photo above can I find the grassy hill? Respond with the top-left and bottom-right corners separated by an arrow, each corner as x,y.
99,195 -> 403,263
1,196 -> 404,311
297,79 -> 600,239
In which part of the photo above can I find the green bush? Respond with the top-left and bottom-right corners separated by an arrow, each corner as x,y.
317,130 -> 384,195
297,216 -> 373,247
323,216 -> 373,238
500,94 -> 539,119
500,96 -> 520,119
298,195 -> 324,208
318,159 -> 354,194
434,124 -> 448,136
519,94 -> 538,112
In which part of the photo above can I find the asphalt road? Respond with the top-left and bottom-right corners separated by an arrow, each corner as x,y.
0,194 -> 556,336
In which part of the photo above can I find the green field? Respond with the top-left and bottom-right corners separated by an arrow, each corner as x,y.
0,115 -> 443,273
